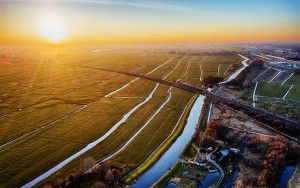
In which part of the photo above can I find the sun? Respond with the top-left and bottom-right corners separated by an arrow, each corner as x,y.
40,15 -> 67,43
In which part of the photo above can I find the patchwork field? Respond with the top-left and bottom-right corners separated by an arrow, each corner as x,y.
0,45 -> 240,187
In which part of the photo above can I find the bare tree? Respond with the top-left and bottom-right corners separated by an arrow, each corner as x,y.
79,156 -> 96,172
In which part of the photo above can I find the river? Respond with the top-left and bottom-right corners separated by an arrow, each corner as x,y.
279,165 -> 296,188
132,95 -> 205,187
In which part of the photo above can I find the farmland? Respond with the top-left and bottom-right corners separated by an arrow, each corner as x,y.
285,75 -> 300,101
253,74 -> 300,101
256,82 -> 291,98
0,45 -> 240,187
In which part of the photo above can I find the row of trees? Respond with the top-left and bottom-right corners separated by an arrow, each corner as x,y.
44,158 -> 126,188
226,59 -> 264,87
202,119 -> 292,188
202,76 -> 223,87
258,136 -> 290,187
201,120 -> 220,147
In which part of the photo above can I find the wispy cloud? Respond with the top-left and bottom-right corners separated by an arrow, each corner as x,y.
75,0 -> 189,12
9,0 -> 190,12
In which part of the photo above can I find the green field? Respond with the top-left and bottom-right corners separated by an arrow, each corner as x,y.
250,76 -> 300,121
256,82 -> 291,98
285,74 -> 300,86
255,74 -> 300,101
285,75 -> 300,101
286,86 -> 300,101
0,46 -> 240,187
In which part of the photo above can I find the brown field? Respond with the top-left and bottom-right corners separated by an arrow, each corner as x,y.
0,45 -> 240,187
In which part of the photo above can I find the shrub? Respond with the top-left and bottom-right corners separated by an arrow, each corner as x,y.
203,76 -> 223,86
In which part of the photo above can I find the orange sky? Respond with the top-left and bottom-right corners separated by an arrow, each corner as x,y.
1,0 -> 300,44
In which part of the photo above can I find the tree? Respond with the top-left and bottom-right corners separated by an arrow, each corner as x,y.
91,181 -> 109,188
105,169 -> 114,182
203,76 -> 223,86
294,68 -> 300,74
79,156 -> 96,173
202,120 -> 220,146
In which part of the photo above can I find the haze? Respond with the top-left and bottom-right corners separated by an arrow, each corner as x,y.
1,0 -> 300,44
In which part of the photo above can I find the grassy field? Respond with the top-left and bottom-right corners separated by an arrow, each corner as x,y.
256,82 -> 291,98
255,75 -> 300,101
0,45 -> 240,187
285,75 -> 300,101
285,74 -> 300,86
286,86 -> 300,101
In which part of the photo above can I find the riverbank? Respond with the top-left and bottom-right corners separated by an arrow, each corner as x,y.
125,95 -> 197,184
152,97 -> 211,187
288,163 -> 300,188
153,160 -> 207,187
129,95 -> 205,187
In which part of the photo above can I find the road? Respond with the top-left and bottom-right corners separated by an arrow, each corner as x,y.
82,64 -> 300,144
206,151 -> 224,187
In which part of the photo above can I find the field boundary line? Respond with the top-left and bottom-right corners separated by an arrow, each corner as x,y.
265,54 -> 286,60
268,70 -> 281,83
217,64 -> 221,75
162,56 -> 186,79
223,65 -> 230,76
255,54 -> 271,61
101,88 -> 173,162
146,57 -> 175,76
253,67 -> 269,81
180,57 -> 191,82
252,82 -> 258,107
105,78 -> 139,97
105,56 -> 175,97
282,85 -> 294,99
198,56 -> 207,80
281,73 -> 293,85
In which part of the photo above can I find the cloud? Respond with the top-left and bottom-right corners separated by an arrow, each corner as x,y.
8,0 -> 189,12
74,0 -> 190,12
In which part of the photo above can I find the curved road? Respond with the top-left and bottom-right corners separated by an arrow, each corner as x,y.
207,151 -> 224,187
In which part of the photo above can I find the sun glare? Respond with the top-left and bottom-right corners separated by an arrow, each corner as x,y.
40,15 -> 67,43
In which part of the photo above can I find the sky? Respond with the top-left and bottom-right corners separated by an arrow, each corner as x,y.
0,0 -> 300,44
